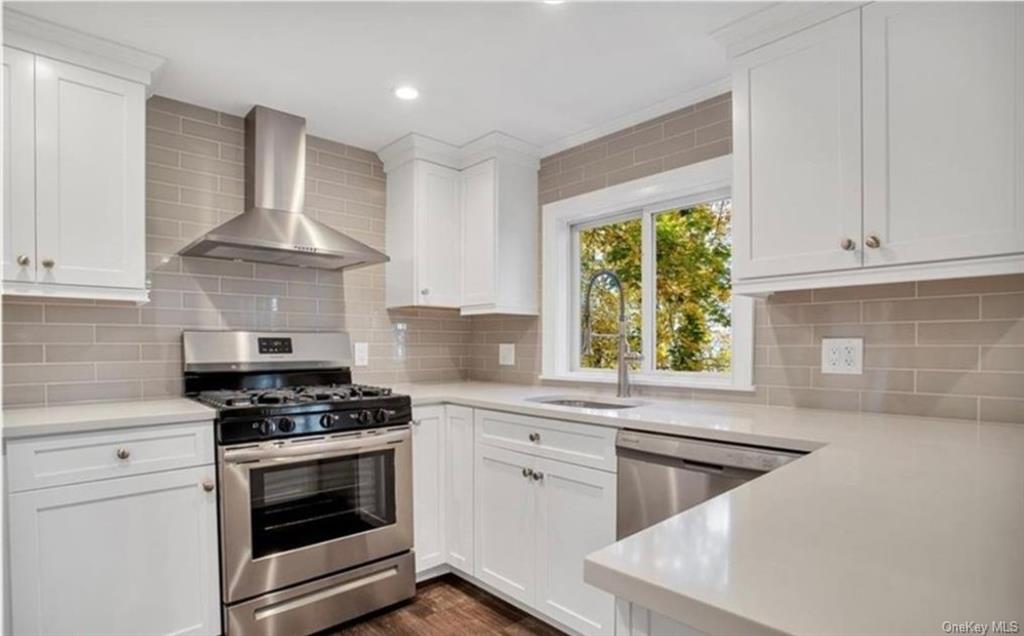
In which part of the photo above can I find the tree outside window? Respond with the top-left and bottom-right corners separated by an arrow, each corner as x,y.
576,198 -> 732,374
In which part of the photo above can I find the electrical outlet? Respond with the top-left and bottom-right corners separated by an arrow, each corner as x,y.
354,342 -> 369,367
499,343 -> 516,366
821,338 -> 863,375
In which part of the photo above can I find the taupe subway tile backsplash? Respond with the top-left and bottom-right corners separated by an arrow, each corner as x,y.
2,96 -> 471,407
3,93 -> 1022,423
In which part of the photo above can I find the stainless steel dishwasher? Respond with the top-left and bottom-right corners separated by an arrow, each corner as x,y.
616,429 -> 805,539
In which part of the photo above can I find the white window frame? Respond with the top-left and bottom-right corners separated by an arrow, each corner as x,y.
541,155 -> 754,391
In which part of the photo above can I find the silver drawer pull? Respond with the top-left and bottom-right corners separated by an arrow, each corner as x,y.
532,471 -> 544,482
528,432 -> 540,443
16,255 -> 29,266
522,467 -> 533,478
840,238 -> 856,251
865,234 -> 881,249
201,478 -> 215,492
116,447 -> 130,460
42,258 -> 55,269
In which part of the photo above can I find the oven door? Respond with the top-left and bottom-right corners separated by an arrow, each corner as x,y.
219,427 -> 413,603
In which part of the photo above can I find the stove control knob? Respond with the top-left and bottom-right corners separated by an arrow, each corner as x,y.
358,410 -> 374,426
320,413 -> 339,429
277,417 -> 295,433
375,408 -> 396,424
257,419 -> 276,436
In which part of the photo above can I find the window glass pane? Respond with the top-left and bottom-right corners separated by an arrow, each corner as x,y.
654,199 -> 732,372
578,216 -> 642,370
250,450 -> 396,558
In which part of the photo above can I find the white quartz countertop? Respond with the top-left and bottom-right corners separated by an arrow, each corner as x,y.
2,398 -> 215,439
395,382 -> 1024,636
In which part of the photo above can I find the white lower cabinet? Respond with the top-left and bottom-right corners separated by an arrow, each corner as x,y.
9,464 -> 219,636
474,444 -> 537,603
412,405 -> 447,573
474,422 -> 617,635
407,406 -> 618,634
534,456 -> 616,634
444,405 -> 475,574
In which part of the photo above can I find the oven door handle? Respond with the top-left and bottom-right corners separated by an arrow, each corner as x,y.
222,429 -> 410,465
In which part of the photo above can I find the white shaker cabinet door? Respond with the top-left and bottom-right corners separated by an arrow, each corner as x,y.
415,161 -> 462,307
9,466 -> 220,636
862,2 -> 1024,266
732,10 -> 862,279
534,457 -> 616,636
2,46 -> 36,283
412,405 -> 446,572
474,444 -> 536,605
460,159 -> 497,307
33,55 -> 145,289
444,404 -> 475,574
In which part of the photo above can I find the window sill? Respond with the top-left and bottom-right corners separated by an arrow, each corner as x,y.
538,371 -> 756,393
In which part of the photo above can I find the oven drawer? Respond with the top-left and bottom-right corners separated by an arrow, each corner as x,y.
474,409 -> 617,472
6,421 -> 215,492
224,552 -> 415,636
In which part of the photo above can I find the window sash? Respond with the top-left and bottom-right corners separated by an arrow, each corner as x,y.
571,187 -> 733,377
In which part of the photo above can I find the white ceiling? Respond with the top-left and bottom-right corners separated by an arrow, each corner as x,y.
9,2 -> 765,153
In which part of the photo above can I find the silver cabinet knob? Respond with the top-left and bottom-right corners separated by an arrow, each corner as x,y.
532,471 -> 544,482
201,478 -> 215,492
116,447 -> 130,460
16,255 -> 29,266
522,467 -> 533,478
840,238 -> 856,251
411,419 -> 421,426
41,258 -> 55,269
864,235 -> 881,249
528,432 -> 540,443
420,288 -> 429,296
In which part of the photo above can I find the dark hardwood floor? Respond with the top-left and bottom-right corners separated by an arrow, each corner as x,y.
327,575 -> 566,635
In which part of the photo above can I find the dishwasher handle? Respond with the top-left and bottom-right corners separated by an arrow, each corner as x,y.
616,429 -> 804,473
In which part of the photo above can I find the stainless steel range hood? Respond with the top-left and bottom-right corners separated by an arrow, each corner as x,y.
179,106 -> 388,270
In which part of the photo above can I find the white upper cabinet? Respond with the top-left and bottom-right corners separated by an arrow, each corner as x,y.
862,2 -> 1024,266
460,152 -> 539,316
2,46 -> 35,284
34,56 -> 146,291
725,3 -> 1024,295
2,14 -> 160,302
732,10 -> 862,279
385,160 -> 462,309
380,133 -> 539,314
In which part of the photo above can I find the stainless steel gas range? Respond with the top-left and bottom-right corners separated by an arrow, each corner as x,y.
183,330 -> 415,636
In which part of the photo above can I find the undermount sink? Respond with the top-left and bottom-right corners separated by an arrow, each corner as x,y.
528,395 -> 643,410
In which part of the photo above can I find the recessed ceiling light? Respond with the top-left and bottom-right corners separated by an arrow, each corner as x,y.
543,0 -> 566,4
394,86 -> 419,101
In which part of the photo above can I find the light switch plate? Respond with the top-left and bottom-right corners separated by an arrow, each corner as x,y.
821,338 -> 863,375
354,342 -> 369,367
499,343 -> 515,366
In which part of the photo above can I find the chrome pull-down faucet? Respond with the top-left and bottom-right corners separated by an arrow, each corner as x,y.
581,269 -> 643,398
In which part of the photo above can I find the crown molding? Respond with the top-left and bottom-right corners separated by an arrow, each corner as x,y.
539,76 -> 732,158
3,9 -> 165,86
378,131 -> 540,173
709,1 -> 866,59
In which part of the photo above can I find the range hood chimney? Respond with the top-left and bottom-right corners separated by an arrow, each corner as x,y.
179,106 -> 388,270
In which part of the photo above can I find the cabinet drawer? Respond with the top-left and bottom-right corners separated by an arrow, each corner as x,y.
6,421 -> 214,492
474,409 -> 616,472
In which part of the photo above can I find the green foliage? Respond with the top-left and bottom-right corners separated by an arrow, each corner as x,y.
578,200 -> 732,373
